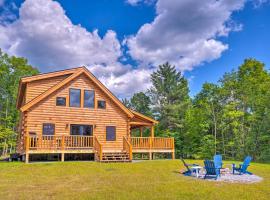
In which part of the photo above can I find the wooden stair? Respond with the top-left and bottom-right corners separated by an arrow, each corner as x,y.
96,151 -> 131,163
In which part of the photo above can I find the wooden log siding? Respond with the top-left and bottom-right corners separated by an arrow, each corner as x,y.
26,75 -> 69,103
26,74 -> 128,151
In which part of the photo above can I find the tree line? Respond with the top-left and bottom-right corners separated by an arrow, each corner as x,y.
0,49 -> 269,161
124,61 -> 270,162
0,50 -> 39,157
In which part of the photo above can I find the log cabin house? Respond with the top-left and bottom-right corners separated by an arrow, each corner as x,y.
16,67 -> 175,163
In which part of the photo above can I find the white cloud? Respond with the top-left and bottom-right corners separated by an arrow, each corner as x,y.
126,0 -> 141,6
0,0 -> 151,97
252,0 -> 270,7
0,0 -> 122,70
0,0 -> 266,98
126,0 -> 155,6
97,67 -> 153,98
126,0 -> 246,71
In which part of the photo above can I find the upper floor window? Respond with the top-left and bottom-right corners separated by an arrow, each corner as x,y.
42,123 -> 55,135
56,97 -> 66,106
69,88 -> 81,107
84,90 -> 95,108
98,100 -> 106,109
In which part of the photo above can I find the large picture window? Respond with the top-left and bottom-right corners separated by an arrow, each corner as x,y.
70,124 -> 93,136
69,88 -> 81,107
42,123 -> 55,135
84,90 -> 95,108
106,126 -> 116,141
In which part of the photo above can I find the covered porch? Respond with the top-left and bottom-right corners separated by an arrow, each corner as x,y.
129,110 -> 175,159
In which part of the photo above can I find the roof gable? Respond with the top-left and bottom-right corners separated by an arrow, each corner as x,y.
130,110 -> 158,124
19,67 -> 134,118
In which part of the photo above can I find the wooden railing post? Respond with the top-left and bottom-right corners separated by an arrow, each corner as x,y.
38,135 -> 41,150
61,135 -> 65,162
129,140 -> 133,161
172,137 -> 175,159
61,135 -> 65,150
25,135 -> 29,163
149,137 -> 152,160
99,143 -> 103,161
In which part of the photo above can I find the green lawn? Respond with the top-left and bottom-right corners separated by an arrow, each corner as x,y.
0,160 -> 269,200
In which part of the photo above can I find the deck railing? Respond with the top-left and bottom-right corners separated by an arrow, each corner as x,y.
65,136 -> 93,149
123,136 -> 132,160
25,135 -> 174,157
130,137 -> 174,150
26,135 -> 94,150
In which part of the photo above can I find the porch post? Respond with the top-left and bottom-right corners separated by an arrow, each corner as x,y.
61,153 -> 65,162
61,135 -> 65,162
140,127 -> 143,137
151,126 -> 154,137
25,134 -> 29,163
172,137 -> 175,159
127,118 -> 131,138
149,126 -> 154,160
25,153 -> 29,163
149,152 -> 152,160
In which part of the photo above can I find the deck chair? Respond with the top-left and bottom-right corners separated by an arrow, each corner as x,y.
232,156 -> 252,175
204,160 -> 220,179
213,154 -> 223,174
180,158 -> 199,176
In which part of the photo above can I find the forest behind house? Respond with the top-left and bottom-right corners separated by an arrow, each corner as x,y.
0,49 -> 269,161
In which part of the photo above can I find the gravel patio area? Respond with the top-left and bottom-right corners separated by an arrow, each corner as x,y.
194,168 -> 263,184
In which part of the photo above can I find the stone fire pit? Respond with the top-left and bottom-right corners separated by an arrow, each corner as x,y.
197,168 -> 263,184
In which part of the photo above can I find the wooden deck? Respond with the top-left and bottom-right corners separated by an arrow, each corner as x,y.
24,135 -> 174,162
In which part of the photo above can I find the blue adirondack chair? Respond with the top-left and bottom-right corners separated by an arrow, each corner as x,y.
181,158 -> 199,176
232,156 -> 252,175
204,160 -> 220,179
213,154 -> 223,175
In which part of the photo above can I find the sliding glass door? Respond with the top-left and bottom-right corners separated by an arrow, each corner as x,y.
70,124 -> 93,136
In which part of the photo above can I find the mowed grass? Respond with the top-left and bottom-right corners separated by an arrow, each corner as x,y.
0,160 -> 269,200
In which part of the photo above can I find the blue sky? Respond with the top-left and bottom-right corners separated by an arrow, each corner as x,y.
0,0 -> 270,97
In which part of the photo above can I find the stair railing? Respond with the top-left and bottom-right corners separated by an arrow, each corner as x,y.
123,136 -> 133,161
93,136 -> 102,161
